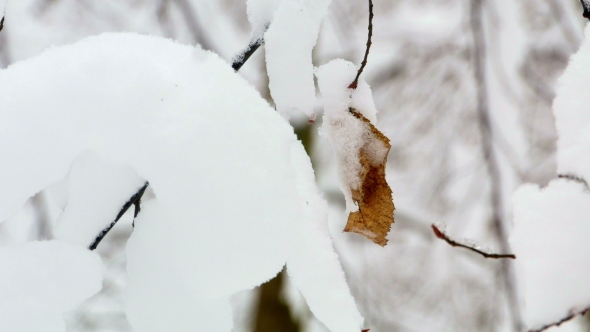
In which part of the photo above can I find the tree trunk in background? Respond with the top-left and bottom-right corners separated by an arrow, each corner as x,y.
253,270 -> 300,332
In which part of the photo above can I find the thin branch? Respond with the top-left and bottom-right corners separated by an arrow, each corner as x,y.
431,224 -> 516,259
88,182 -> 149,251
0,17 -> 4,33
349,0 -> 373,89
232,36 -> 264,72
558,173 -> 590,190
529,305 -> 590,332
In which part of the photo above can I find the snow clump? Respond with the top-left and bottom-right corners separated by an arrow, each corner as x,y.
0,33 -> 362,332
510,24 -> 590,330
0,241 -> 103,332
316,59 -> 385,212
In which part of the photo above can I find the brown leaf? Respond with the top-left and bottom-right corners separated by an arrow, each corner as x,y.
343,108 -> 394,246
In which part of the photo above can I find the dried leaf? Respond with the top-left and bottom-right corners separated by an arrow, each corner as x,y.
344,109 -> 394,246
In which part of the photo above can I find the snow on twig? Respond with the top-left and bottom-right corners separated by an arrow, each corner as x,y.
348,0 -> 373,90
88,181 -> 149,250
431,224 -> 516,259
528,305 -> 590,332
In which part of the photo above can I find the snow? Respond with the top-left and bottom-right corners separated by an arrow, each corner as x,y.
264,0 -> 331,120
553,24 -> 590,180
0,33 -> 361,331
510,24 -> 590,330
511,180 -> 590,330
316,59 -> 384,212
246,0 -> 281,38
53,151 -> 145,247
286,142 -> 363,332
0,240 -> 103,332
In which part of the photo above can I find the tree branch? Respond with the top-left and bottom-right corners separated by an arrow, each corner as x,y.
558,173 -> 590,190
528,305 -> 590,332
0,17 -> 4,33
88,181 -> 149,251
348,0 -> 373,89
581,0 -> 590,20
232,36 -> 264,72
431,224 -> 516,259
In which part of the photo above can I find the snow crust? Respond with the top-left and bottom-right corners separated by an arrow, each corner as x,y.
510,24 -> 590,330
0,33 -> 361,331
0,241 -> 103,332
316,59 -> 384,212
53,151 -> 145,247
263,0 -> 331,120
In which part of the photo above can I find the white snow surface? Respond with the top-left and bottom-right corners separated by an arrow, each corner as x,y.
246,0 -> 281,38
553,24 -> 590,180
511,180 -> 590,330
0,240 -> 103,332
264,0 -> 331,120
0,33 -> 361,331
510,24 -> 590,330
53,151 -> 145,247
316,59 -> 384,212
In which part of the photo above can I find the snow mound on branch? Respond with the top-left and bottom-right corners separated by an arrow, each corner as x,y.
316,59 -> 384,212
0,241 -> 103,332
511,180 -> 590,330
260,0 -> 331,120
511,24 -> 590,330
0,33 -> 362,331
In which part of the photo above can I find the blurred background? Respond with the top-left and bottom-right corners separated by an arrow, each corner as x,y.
0,0 -> 587,331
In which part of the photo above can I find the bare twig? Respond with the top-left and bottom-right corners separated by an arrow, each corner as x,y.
232,36 -> 264,72
431,224 -> 516,259
528,305 -> 590,332
558,173 -> 590,190
349,0 -> 373,89
88,182 -> 149,251
0,17 -> 4,33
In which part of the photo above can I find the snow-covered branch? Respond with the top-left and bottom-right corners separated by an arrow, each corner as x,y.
232,34 -> 265,71
431,224 -> 516,259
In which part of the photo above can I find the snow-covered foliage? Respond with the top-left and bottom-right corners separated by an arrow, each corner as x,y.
316,59 -> 382,212
248,0 -> 331,120
0,240 -> 103,332
0,33 -> 362,331
510,24 -> 590,331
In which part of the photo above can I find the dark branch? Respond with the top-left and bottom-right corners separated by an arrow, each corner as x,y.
232,36 -> 264,71
529,305 -> 590,332
348,0 -> 373,89
581,0 -> 590,20
431,224 -> 516,259
558,173 -> 590,190
0,17 -> 4,33
88,181 -> 149,251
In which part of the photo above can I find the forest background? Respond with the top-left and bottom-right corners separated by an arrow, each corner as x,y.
0,0 -> 586,331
